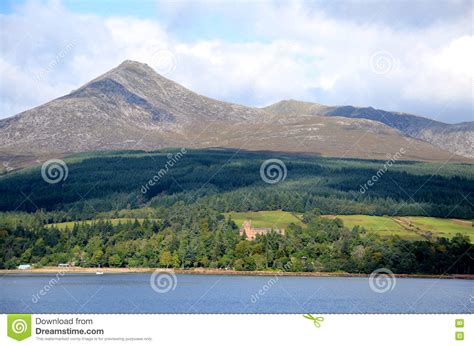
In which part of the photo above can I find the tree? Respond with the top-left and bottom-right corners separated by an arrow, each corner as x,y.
252,254 -> 266,270
109,254 -> 122,267
159,250 -> 173,268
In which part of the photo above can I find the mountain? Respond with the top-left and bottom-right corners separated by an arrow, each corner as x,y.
265,100 -> 473,158
0,60 -> 268,154
0,60 -> 471,172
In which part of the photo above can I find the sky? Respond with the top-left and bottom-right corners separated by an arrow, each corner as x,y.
0,0 -> 473,123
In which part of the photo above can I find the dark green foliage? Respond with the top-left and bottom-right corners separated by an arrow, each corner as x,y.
0,149 -> 472,274
0,206 -> 472,274
0,149 -> 472,219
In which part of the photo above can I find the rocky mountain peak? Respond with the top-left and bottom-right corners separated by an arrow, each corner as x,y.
0,60 -> 471,166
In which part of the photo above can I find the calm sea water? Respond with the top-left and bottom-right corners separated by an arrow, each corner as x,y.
0,273 -> 472,313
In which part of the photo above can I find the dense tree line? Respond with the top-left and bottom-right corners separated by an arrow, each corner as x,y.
1,206 -> 472,274
0,149 -> 472,219
1,150 -> 472,274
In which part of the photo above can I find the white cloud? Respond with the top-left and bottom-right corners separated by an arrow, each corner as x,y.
403,35 -> 474,104
0,0 -> 472,123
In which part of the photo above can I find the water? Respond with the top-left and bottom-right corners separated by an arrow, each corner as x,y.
0,273 -> 472,313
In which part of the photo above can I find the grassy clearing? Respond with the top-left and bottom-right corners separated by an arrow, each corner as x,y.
225,210 -> 304,229
325,215 -> 472,241
398,217 -> 473,240
226,211 -> 472,241
324,215 -> 422,240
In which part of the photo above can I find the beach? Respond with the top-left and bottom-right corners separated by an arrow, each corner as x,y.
1,267 -> 472,279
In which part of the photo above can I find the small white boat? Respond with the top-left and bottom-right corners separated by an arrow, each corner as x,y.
95,264 -> 104,275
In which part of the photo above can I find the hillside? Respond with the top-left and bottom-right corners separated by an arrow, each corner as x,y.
0,149 -> 472,219
265,100 -> 473,158
1,150 -> 472,275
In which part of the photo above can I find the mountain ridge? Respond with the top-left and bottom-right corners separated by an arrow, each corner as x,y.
0,60 -> 472,172
264,100 -> 473,158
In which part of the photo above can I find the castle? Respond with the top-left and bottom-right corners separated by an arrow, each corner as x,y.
239,220 -> 285,240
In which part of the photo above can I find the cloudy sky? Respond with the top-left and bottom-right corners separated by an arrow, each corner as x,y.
1,0 -> 472,123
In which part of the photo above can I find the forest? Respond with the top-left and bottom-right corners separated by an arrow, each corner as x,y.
0,149 -> 472,273
0,149 -> 472,219
0,205 -> 472,274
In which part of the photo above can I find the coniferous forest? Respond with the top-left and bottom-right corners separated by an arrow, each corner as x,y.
0,149 -> 472,273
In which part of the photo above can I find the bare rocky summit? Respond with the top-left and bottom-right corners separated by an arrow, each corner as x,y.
0,60 -> 472,171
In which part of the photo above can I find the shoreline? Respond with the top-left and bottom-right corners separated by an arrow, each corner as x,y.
0,267 -> 472,280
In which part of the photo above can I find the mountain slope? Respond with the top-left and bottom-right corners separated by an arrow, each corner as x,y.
0,60 -> 270,154
0,60 -> 470,170
265,100 -> 473,158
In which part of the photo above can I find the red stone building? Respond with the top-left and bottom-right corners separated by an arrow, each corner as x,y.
239,220 -> 285,240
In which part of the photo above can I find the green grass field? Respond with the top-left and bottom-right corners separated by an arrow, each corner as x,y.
225,210 -> 304,230
323,214 -> 421,239
48,218 -> 159,230
226,211 -> 472,241
323,215 -> 472,241
48,211 -> 473,241
400,217 -> 473,239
